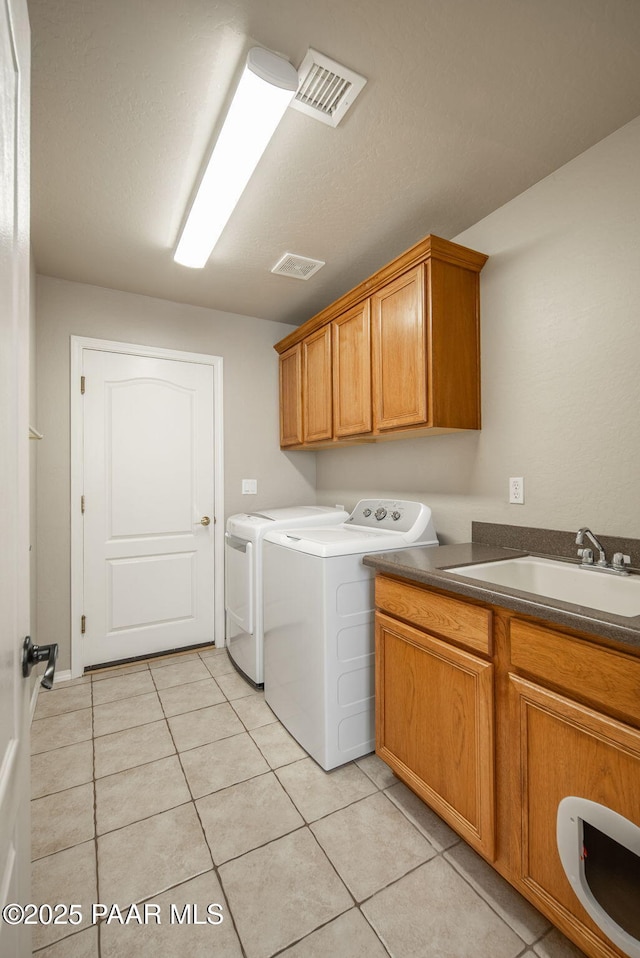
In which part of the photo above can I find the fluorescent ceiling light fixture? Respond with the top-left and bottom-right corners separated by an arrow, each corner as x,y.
174,47 -> 298,269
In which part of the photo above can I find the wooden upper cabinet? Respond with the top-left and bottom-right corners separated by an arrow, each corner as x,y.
302,325 -> 332,443
372,264 -> 426,430
428,256 -> 482,429
274,234 -> 487,448
279,344 -> 302,447
332,301 -> 372,438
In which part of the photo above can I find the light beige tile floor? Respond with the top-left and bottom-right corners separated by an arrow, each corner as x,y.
30,647 -> 588,957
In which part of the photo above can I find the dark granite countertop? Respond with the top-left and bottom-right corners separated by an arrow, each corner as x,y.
363,542 -> 640,653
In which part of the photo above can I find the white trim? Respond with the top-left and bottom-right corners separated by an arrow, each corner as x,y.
70,336 -> 224,679
29,671 -> 73,725
53,670 -> 72,685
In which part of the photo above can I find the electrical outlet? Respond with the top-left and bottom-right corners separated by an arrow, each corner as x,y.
509,477 -> 524,504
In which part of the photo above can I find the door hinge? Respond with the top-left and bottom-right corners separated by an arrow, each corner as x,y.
81,615 -> 86,634
80,375 -> 86,394
81,495 -> 85,514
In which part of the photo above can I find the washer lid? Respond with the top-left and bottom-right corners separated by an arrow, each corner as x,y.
265,526 -> 437,558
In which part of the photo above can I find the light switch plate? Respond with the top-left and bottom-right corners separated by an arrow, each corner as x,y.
242,479 -> 257,495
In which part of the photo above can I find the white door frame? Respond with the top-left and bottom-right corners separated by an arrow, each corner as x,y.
70,336 -> 224,678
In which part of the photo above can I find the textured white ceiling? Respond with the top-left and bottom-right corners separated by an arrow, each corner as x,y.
29,0 -> 640,326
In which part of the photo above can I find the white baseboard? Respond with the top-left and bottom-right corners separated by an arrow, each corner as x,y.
29,668 -> 75,725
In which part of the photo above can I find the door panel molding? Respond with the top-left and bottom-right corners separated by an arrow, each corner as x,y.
70,336 -> 224,678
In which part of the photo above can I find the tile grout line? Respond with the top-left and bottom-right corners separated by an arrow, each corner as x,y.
148,658 -> 250,958
440,845 -> 552,949
266,756 -> 537,956
249,759 -> 406,955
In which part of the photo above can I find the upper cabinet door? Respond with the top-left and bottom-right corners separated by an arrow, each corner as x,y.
333,301 -> 372,438
372,264 -> 427,430
279,343 -> 303,447
302,325 -> 332,443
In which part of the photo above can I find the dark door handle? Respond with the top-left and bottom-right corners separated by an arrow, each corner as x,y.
22,636 -> 59,690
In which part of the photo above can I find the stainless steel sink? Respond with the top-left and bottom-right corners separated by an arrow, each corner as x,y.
444,556 -> 640,617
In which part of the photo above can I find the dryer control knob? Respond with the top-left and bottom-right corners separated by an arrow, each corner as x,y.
375,507 -> 387,520
363,508 -> 372,517
391,511 -> 401,520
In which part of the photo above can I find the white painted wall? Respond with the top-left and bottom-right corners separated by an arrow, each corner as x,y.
316,117 -> 640,544
35,278 -> 316,668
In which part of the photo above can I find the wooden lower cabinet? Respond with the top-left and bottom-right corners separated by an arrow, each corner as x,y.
374,576 -> 640,958
375,611 -> 495,859
509,674 -> 640,958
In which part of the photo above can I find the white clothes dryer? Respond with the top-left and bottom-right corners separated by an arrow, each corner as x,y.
224,505 -> 348,687
262,499 -> 438,769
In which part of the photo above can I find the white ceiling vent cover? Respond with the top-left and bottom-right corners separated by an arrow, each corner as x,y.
271,253 -> 325,281
291,49 -> 367,127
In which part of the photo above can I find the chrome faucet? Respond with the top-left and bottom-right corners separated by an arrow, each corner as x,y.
575,527 -> 630,575
575,527 -> 607,566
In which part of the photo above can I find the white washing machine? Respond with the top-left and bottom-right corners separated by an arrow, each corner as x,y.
262,499 -> 438,770
225,505 -> 348,687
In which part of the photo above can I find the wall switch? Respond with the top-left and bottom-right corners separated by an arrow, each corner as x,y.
509,477 -> 525,504
242,479 -> 257,495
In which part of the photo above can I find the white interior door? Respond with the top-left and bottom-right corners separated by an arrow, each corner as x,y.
0,0 -> 32,954
82,349 -> 217,667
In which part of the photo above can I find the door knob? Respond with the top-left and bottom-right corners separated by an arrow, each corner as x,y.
22,636 -> 59,690
199,516 -> 211,526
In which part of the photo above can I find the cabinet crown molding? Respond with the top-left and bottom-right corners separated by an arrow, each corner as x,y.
274,233 -> 488,355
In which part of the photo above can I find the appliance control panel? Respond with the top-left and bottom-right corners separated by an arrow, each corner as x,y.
346,499 -> 430,535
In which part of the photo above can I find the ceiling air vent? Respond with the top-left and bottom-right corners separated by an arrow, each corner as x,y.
291,49 -> 367,127
271,253 -> 325,281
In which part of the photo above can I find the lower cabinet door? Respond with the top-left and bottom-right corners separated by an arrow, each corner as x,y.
375,612 -> 495,859
509,674 -> 640,958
